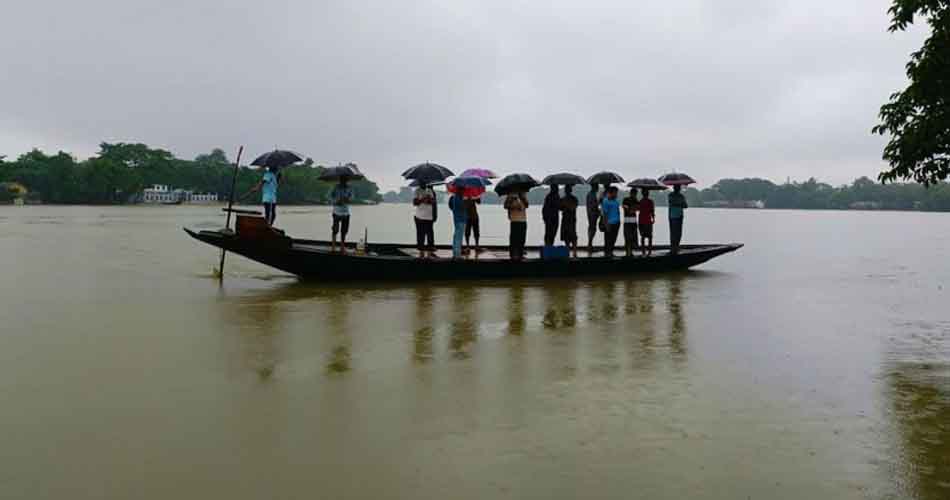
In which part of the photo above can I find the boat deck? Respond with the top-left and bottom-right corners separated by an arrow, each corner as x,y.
292,242 -> 675,260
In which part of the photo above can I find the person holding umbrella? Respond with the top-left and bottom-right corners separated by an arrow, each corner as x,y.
330,179 -> 353,254
542,184 -> 561,247
495,173 -> 539,261
245,166 -> 280,226
412,183 -> 437,259
448,186 -> 468,259
622,188 -> 639,257
541,172 -> 585,258
458,168 -> 497,255
403,163 -> 454,259
585,184 -> 601,254
638,189 -> 656,256
560,185 -> 579,258
659,173 -> 696,255
601,186 -> 622,257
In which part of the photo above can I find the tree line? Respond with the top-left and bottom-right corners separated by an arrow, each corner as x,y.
0,143 -> 382,205
382,176 -> 950,211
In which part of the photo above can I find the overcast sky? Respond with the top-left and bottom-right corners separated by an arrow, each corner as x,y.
1,0 -> 926,189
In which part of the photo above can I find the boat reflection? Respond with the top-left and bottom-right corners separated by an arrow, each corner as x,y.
216,274 -> 701,378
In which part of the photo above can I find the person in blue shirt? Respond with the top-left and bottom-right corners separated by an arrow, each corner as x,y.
247,166 -> 280,225
600,186 -> 621,257
667,184 -> 688,255
330,179 -> 354,254
448,190 -> 468,259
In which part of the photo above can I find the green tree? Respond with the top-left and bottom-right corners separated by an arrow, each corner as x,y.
874,1 -> 950,185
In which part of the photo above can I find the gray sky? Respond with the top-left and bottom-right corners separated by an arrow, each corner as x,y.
0,0 -> 926,190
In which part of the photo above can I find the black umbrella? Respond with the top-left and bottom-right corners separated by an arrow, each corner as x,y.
402,162 -> 454,184
494,173 -> 540,195
627,178 -> 668,190
587,171 -> 625,185
319,163 -> 365,182
542,172 -> 587,186
658,172 -> 697,186
251,149 -> 304,170
408,179 -> 446,188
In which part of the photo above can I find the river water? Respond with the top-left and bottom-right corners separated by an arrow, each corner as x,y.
2,204 -> 949,499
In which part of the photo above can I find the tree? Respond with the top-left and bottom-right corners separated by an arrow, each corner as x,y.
874,1 -> 950,185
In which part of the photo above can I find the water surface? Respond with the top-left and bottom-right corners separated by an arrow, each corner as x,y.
1,204 -> 949,499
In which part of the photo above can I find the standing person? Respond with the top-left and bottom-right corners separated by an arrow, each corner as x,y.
413,183 -> 437,258
560,185 -> 579,258
246,166 -> 280,226
504,192 -> 529,261
448,190 -> 468,259
542,184 -> 561,247
622,188 -> 639,257
585,183 -> 601,254
330,179 -> 353,254
667,184 -> 688,255
601,186 -> 622,257
464,195 -> 481,254
638,189 -> 656,256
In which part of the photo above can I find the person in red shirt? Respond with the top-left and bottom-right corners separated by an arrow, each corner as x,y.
637,189 -> 656,256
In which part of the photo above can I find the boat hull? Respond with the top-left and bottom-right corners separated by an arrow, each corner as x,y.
186,228 -> 742,281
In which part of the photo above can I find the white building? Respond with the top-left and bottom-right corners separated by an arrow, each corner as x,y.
142,185 -> 218,204
143,185 -> 177,203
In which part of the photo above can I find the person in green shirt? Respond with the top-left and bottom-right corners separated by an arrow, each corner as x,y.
667,185 -> 688,255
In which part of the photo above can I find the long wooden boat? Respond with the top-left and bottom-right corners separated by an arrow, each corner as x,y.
185,215 -> 742,281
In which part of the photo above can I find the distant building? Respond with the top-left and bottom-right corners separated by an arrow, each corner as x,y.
142,184 -> 218,204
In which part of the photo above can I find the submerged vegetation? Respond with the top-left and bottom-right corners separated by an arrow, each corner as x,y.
0,143 -> 382,205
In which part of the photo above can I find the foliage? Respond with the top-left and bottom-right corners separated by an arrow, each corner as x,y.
874,0 -> 950,185
0,143 -> 381,204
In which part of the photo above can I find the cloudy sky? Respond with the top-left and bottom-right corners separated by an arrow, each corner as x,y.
1,0 -> 926,189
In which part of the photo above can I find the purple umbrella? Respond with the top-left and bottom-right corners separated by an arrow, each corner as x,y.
459,168 -> 498,179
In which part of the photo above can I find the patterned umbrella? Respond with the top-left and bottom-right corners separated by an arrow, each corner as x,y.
586,171 -> 625,185
494,173 -> 540,195
542,172 -> 587,186
318,163 -> 365,181
402,162 -> 454,184
658,172 -> 697,186
459,168 -> 498,179
627,178 -> 669,190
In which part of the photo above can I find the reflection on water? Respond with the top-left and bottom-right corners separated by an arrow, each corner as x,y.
325,292 -> 352,374
885,320 -> 950,500
449,286 -> 478,360
412,286 -> 436,364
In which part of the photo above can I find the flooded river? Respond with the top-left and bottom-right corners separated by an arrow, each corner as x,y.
2,204 -> 949,499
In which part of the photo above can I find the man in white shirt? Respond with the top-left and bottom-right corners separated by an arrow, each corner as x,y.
413,184 -> 437,258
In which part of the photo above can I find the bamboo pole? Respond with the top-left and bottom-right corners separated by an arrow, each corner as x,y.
218,145 -> 244,281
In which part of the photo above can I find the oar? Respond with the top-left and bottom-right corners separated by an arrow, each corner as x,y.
217,145 -> 244,281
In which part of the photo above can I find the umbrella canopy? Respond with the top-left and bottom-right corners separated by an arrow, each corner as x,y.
251,150 -> 304,170
627,178 -> 669,190
319,163 -> 365,182
459,168 -> 498,179
658,172 -> 697,186
494,173 -> 540,195
542,172 -> 587,186
402,162 -> 454,184
408,179 -> 446,188
450,176 -> 491,188
586,171 -> 625,185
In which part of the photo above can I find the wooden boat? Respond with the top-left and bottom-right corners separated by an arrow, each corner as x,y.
185,215 -> 742,281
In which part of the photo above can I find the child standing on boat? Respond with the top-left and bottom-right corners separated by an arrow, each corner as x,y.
638,189 -> 656,256
245,166 -> 280,226
667,185 -> 688,255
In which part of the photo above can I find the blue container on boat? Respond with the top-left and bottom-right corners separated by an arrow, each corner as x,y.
541,245 -> 569,260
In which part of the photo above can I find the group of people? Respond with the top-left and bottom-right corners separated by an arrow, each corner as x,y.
249,168 -> 688,260
420,181 -> 688,260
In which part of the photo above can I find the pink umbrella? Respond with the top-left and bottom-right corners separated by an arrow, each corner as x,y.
460,168 -> 498,179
